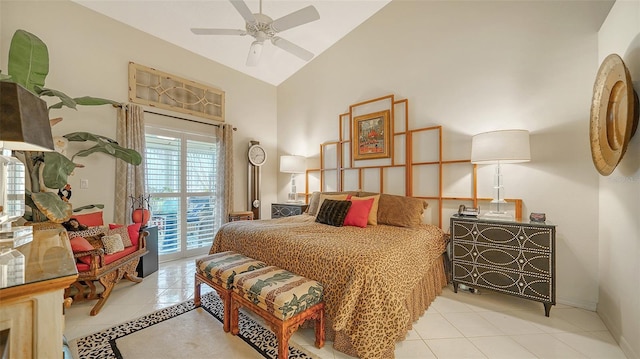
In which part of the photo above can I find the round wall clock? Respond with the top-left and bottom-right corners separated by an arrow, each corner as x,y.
248,144 -> 267,166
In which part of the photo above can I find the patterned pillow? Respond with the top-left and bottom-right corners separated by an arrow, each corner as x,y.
315,199 -> 352,227
107,226 -> 133,247
377,194 -> 428,227
101,234 -> 125,254
67,226 -> 106,239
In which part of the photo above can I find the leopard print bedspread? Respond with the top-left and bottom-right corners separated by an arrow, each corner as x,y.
210,214 -> 446,359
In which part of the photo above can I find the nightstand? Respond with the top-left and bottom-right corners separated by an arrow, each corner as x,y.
450,214 -> 556,316
271,203 -> 308,218
228,211 -> 254,222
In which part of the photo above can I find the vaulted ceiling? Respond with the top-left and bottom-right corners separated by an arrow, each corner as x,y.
74,0 -> 391,86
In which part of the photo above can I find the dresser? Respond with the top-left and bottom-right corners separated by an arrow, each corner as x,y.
271,203 -> 308,218
450,215 -> 556,316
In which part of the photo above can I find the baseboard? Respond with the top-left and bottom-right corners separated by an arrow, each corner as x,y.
598,310 -> 639,359
557,296 -> 597,311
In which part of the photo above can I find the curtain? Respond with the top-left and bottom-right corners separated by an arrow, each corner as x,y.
114,104 -> 146,224
215,124 -> 234,224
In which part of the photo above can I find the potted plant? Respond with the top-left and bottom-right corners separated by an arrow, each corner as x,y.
1,29 -> 141,223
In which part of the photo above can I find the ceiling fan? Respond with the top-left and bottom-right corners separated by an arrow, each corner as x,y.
191,0 -> 320,66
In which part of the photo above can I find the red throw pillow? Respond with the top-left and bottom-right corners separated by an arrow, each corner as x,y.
71,211 -> 104,227
343,197 -> 374,228
69,236 -> 94,265
109,223 -> 142,247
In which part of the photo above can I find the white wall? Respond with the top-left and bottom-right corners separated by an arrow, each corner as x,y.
278,1 -> 613,310
0,0 -> 278,222
597,1 -> 640,357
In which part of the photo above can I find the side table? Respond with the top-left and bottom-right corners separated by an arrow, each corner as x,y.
271,203 -> 308,218
137,225 -> 158,277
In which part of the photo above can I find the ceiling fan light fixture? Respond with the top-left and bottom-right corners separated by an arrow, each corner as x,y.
247,40 -> 263,66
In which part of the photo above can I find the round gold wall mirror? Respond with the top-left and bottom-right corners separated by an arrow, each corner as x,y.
589,53 -> 638,176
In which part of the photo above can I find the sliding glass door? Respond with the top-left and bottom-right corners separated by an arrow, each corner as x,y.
144,127 -> 219,261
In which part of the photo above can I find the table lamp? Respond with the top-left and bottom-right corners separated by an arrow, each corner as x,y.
279,155 -> 306,203
1,82 -> 55,247
471,129 -> 530,219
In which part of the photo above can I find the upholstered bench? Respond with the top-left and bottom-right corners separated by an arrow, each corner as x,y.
230,266 -> 325,359
194,251 -> 267,332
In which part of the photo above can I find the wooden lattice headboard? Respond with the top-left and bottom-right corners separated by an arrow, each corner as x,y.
304,94 -> 522,228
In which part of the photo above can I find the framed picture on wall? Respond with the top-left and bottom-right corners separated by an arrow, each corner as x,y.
352,110 -> 392,160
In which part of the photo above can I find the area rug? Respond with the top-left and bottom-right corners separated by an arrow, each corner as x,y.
70,292 -> 317,359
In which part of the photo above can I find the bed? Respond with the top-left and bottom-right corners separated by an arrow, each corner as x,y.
210,193 -> 447,359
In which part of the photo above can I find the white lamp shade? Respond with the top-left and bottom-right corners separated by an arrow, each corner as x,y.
280,155 -> 306,173
471,130 -> 531,164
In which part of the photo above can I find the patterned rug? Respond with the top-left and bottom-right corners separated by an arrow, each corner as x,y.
70,291 -> 316,359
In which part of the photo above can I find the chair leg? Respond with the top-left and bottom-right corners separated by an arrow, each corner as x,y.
122,259 -> 143,283
91,271 -> 118,316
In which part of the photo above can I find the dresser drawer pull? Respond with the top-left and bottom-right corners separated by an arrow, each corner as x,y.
473,273 -> 478,277
519,259 -> 524,264
473,231 -> 478,235
473,252 -> 478,256
519,282 -> 524,287
519,235 -> 524,240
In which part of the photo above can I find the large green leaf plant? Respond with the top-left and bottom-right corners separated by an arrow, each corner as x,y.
2,29 -> 141,223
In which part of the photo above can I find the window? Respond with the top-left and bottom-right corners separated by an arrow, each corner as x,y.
145,126 -> 219,260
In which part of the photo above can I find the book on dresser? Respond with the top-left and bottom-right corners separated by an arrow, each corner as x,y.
450,214 -> 556,316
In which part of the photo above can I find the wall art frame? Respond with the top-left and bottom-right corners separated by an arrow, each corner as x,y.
352,110 -> 392,160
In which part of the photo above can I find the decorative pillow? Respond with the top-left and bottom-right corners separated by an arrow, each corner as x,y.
107,225 -> 133,248
315,199 -> 352,227
71,210 -> 104,227
67,226 -> 106,239
314,194 -> 350,218
354,194 -> 380,225
109,223 -> 141,247
343,197 -> 374,228
307,191 -> 358,216
101,234 -> 125,254
377,194 -> 428,227
69,236 -> 95,265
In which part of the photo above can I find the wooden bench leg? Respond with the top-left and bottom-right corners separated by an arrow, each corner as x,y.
315,303 -> 325,349
230,293 -> 241,335
194,274 -> 203,307
275,322 -> 292,359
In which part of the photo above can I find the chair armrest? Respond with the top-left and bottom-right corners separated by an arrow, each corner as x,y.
72,248 -> 105,270
138,230 -> 149,251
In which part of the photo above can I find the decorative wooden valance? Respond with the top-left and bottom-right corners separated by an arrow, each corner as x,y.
128,62 -> 225,122
304,94 -> 522,228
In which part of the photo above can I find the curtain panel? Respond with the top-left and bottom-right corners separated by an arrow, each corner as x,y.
114,104 -> 146,224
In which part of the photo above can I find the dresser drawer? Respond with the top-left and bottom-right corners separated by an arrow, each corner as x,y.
453,262 -> 551,302
453,241 -> 551,276
452,221 -> 552,252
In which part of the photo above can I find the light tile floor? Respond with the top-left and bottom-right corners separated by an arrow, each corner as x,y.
65,256 -> 628,359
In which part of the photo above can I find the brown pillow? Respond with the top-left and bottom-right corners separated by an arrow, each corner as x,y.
377,194 -> 428,227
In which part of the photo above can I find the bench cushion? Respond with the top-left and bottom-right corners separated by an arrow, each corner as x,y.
196,251 -> 267,290
233,266 -> 323,320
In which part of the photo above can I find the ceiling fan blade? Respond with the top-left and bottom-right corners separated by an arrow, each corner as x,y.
191,28 -> 247,36
271,37 -> 314,61
246,41 -> 263,66
229,0 -> 256,25
270,5 -> 320,32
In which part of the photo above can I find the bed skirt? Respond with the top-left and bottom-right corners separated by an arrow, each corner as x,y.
331,256 -> 448,358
